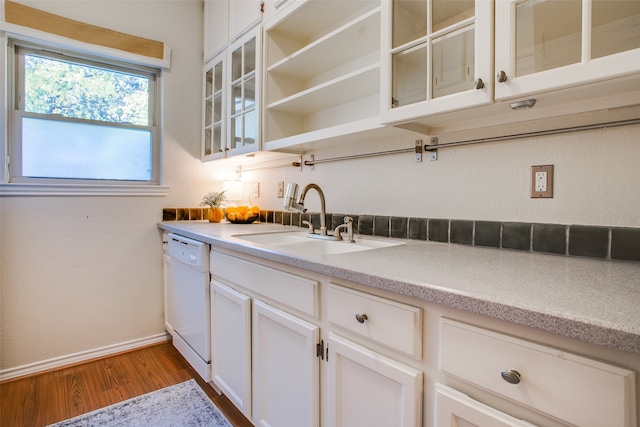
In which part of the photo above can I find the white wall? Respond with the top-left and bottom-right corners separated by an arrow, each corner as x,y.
0,0 -> 223,375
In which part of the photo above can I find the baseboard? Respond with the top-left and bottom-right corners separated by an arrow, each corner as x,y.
0,332 -> 171,382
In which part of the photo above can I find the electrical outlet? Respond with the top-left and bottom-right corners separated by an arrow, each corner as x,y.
531,165 -> 553,198
535,171 -> 547,192
277,181 -> 284,198
252,182 -> 260,198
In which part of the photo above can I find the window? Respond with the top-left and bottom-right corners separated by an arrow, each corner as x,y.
8,40 -> 161,186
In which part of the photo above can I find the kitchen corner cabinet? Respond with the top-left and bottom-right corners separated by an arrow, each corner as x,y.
380,0 -> 494,125
494,0 -> 640,101
262,0 -> 385,151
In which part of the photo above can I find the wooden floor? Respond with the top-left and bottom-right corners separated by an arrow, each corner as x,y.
0,341 -> 253,427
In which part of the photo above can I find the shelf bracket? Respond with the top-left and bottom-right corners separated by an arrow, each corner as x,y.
415,140 -> 423,163
427,137 -> 438,161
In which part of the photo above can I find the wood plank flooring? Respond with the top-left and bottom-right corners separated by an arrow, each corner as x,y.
0,341 -> 253,427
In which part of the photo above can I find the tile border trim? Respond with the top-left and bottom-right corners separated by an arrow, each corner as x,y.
162,208 -> 640,262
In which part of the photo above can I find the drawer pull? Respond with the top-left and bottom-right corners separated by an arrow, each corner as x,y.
354,313 -> 368,324
500,369 -> 521,384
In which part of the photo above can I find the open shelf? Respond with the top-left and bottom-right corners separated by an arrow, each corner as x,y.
263,0 -> 383,151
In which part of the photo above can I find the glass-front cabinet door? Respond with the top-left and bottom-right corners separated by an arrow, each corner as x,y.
380,0 -> 493,125
202,54 -> 225,161
228,30 -> 260,157
494,0 -> 640,100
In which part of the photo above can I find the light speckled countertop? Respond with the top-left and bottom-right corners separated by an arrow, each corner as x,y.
159,221 -> 640,355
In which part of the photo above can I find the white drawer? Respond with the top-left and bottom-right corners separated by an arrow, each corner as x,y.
211,250 -> 319,318
327,283 -> 422,359
440,319 -> 637,427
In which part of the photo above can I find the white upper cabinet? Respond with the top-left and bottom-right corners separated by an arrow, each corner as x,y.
204,0 -> 228,61
494,0 -> 640,100
380,0 -> 494,125
262,0 -> 387,151
203,0 -> 262,62
229,0 -> 263,42
202,54 -> 226,160
227,29 -> 262,157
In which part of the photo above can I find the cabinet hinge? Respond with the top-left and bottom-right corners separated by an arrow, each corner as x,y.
316,339 -> 324,360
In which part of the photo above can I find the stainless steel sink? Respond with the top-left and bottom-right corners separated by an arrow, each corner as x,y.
234,231 -> 404,255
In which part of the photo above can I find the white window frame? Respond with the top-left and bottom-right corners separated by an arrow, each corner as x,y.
0,34 -> 169,196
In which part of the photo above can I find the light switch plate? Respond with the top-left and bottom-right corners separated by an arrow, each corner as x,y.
531,165 -> 553,198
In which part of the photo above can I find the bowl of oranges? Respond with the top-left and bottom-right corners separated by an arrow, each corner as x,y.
225,205 -> 260,224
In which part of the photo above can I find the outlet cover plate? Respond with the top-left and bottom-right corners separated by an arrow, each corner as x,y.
531,165 -> 553,198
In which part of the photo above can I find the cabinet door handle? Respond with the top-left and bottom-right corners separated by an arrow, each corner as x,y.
354,313 -> 368,324
497,71 -> 508,83
500,369 -> 521,384
474,78 -> 485,89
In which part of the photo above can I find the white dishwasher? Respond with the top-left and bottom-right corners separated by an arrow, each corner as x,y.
168,233 -> 211,382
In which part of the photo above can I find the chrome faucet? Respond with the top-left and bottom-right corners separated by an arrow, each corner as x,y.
284,183 -> 328,236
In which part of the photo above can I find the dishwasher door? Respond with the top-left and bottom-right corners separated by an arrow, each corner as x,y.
168,234 -> 211,381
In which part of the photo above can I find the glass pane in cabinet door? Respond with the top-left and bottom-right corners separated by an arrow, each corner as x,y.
392,44 -> 427,107
244,110 -> 256,146
393,0 -> 427,48
204,128 -> 212,156
213,93 -> 222,123
205,99 -> 213,126
245,76 -> 255,111
432,0 -> 474,33
515,0 -> 582,77
230,116 -> 239,149
206,69 -> 213,97
244,38 -> 256,74
214,62 -> 223,92
232,82 -> 242,115
232,46 -> 243,81
592,0 -> 640,59
432,26 -> 475,98
212,125 -> 222,154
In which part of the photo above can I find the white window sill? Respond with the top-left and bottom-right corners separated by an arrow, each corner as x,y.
0,183 -> 170,196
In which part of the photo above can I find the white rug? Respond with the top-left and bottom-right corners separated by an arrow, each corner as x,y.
47,379 -> 233,427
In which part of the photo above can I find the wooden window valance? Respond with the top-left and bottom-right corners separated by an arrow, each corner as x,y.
3,0 -> 167,61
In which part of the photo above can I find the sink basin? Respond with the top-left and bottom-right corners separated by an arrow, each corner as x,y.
235,231 -> 404,255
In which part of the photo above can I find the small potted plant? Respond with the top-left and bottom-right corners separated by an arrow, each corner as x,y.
200,190 -> 227,223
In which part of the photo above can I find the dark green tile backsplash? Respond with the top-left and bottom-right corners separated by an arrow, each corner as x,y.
163,207 -> 640,262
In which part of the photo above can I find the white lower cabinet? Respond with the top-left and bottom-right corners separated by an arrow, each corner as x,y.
440,318 -> 637,427
210,249 -> 322,427
327,333 -> 423,427
434,383 -> 535,427
211,281 -> 252,418
206,247 -> 637,427
252,300 -> 320,427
